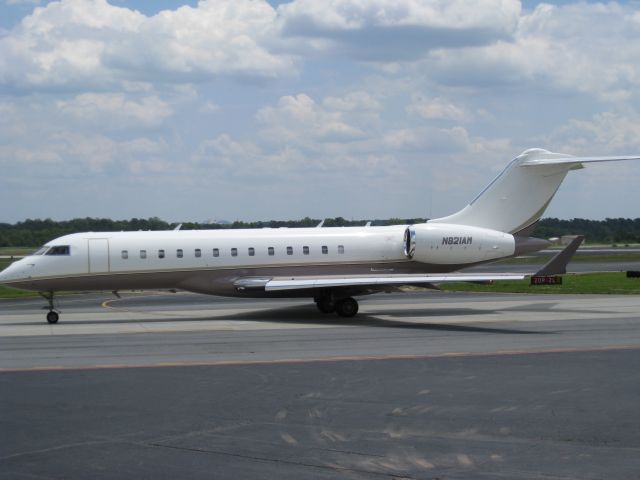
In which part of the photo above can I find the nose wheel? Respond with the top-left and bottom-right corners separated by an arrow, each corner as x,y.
39,292 -> 60,324
46,311 -> 59,324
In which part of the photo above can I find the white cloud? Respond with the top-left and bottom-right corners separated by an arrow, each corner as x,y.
407,95 -> 470,122
194,134 -> 263,170
200,100 -> 220,113
2,0 -> 640,222
323,91 -> 382,112
57,93 -> 173,127
280,0 -> 520,31
277,0 -> 521,60
0,0 -> 295,92
0,128 -> 169,174
256,93 -> 367,144
5,0 -> 41,5
547,111 -> 640,155
427,3 -> 640,103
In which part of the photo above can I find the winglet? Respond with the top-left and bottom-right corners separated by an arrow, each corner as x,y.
534,235 -> 584,276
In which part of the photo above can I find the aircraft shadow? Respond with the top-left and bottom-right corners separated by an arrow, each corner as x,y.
217,305 -> 547,334
496,301 -> 615,315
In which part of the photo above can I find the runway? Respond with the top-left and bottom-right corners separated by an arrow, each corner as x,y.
1,291 -> 640,478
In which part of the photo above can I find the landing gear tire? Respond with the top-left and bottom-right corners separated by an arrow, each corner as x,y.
316,298 -> 336,314
335,297 -> 358,318
40,291 -> 60,324
46,311 -> 59,324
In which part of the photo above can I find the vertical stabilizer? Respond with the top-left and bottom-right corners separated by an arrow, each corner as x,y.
431,149 -> 587,234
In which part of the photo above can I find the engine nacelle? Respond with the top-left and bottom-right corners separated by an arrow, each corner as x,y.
403,223 -> 515,265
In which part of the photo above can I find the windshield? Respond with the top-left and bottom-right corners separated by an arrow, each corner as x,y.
31,246 -> 49,256
45,245 -> 70,256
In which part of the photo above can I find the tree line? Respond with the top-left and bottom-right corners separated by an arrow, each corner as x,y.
0,217 -> 424,247
1,217 -> 639,247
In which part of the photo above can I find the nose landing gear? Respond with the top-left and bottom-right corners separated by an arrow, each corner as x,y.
39,292 -> 60,324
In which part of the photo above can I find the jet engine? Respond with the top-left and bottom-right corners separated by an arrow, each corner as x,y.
403,223 -> 515,264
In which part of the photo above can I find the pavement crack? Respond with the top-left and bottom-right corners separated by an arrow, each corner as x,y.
0,439 -> 114,463
146,442 -> 418,479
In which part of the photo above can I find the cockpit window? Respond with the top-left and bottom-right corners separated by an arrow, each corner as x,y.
32,246 -> 49,256
45,245 -> 70,256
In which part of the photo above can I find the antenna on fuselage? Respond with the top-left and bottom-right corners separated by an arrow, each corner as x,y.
316,219 -> 325,228
174,224 -> 182,231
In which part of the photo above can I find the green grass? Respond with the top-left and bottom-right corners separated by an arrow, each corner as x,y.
443,272 -> 640,295
499,253 -> 640,265
0,247 -> 36,256
0,285 -> 40,298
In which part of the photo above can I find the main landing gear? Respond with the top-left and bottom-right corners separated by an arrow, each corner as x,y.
40,292 -> 60,324
315,296 -> 359,318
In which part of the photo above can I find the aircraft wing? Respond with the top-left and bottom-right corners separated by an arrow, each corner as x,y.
234,272 -> 526,293
234,237 -> 583,294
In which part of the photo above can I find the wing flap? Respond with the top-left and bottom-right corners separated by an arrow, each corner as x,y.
264,273 -> 526,292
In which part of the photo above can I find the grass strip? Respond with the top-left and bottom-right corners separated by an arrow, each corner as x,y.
443,272 -> 640,295
0,247 -> 36,256
499,253 -> 640,265
0,285 -> 40,298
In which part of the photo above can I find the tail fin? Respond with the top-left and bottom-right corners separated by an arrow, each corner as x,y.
430,148 -> 640,235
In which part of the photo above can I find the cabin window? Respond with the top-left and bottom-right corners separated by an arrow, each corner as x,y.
248,247 -> 255,256
268,247 -> 275,256
158,249 -> 165,259
177,249 -> 183,258
321,245 -> 328,254
140,250 -> 147,259
213,248 -> 219,257
303,246 -> 309,255
46,245 -> 70,256
286,246 -> 293,255
121,250 -> 128,260
231,248 -> 238,257
338,245 -> 345,254
195,248 -> 202,258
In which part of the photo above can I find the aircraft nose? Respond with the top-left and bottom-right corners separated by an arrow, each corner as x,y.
0,265 -> 10,283
0,262 -> 27,283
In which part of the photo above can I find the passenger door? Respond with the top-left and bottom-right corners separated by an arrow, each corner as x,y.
88,239 -> 110,273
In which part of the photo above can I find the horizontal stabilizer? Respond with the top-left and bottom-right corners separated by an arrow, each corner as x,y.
534,235 -> 584,276
521,155 -> 640,167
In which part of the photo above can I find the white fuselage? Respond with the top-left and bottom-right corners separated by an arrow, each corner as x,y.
0,223 -> 516,297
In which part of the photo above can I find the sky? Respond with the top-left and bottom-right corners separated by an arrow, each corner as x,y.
1,0 -> 640,224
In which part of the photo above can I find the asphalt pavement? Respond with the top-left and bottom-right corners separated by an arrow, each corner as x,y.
1,290 -> 640,479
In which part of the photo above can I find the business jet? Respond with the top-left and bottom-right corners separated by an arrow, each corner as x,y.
1,148 -> 638,324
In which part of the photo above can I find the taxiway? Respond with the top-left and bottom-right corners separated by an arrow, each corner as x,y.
1,291 -> 639,479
